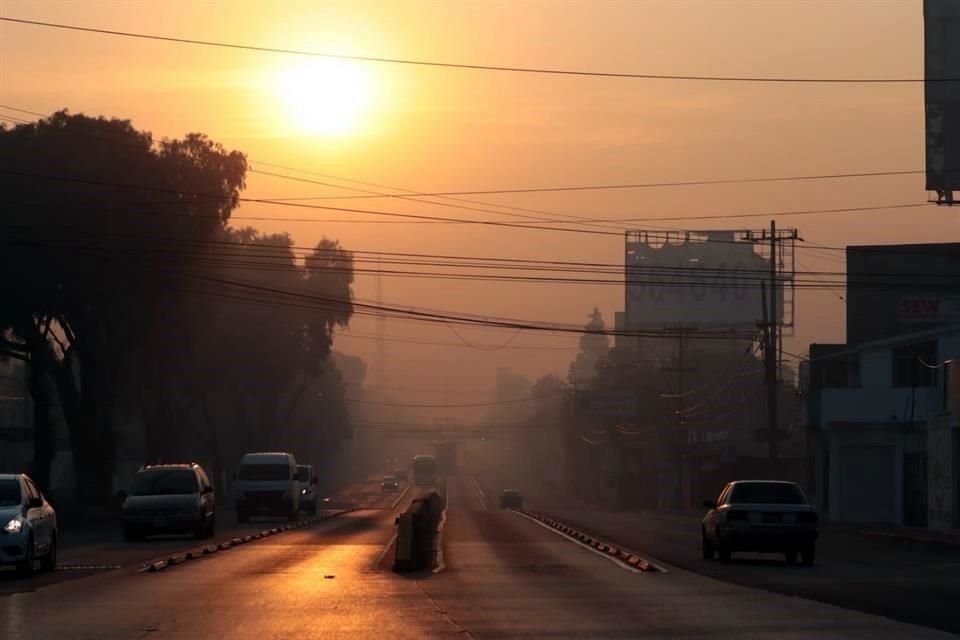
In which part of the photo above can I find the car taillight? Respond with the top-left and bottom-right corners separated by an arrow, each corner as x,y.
727,510 -> 748,521
798,511 -> 818,524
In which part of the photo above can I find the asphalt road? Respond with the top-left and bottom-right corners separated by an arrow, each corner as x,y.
1,474 -> 953,639
532,507 -> 960,635
0,475 -> 413,594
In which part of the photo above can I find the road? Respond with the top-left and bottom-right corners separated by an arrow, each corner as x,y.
1,474 -> 953,639
529,507 -> 960,636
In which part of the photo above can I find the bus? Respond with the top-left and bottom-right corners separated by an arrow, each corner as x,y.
412,454 -> 438,487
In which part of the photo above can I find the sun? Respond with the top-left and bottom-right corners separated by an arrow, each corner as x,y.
275,58 -> 373,136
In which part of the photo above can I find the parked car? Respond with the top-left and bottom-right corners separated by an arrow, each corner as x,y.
381,475 -> 400,493
235,452 -> 299,522
0,473 -> 57,576
120,463 -> 216,541
499,489 -> 523,509
701,480 -> 818,565
393,468 -> 409,482
296,464 -> 319,515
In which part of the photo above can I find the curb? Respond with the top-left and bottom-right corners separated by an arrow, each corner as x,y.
518,509 -> 662,573
140,509 -> 356,574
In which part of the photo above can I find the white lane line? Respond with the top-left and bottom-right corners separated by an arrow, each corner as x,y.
471,477 -> 488,511
373,531 -> 398,571
510,509 -> 648,574
391,483 -> 413,510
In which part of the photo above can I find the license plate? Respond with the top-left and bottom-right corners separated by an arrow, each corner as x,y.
763,513 -> 781,523
259,505 -> 270,513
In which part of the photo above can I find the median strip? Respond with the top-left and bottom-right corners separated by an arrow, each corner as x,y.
513,510 -> 666,573
140,509 -> 355,573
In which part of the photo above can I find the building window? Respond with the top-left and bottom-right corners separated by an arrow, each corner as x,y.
892,341 -> 937,388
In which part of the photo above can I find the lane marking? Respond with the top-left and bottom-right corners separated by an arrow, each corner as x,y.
373,531 -> 398,571
510,509 -> 662,574
390,483 -> 413,510
471,477 -> 488,511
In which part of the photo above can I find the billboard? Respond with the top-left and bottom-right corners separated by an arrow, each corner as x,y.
574,389 -> 638,417
900,295 -> 960,323
924,0 -> 960,204
625,230 -> 786,330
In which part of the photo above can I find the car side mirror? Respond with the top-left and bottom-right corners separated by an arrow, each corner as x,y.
202,486 -> 214,495
117,490 -> 128,500
702,499 -> 715,509
27,497 -> 43,509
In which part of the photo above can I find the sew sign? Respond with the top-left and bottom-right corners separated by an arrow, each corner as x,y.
900,296 -> 960,323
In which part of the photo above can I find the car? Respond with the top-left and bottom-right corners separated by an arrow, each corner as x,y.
499,489 -> 523,509
120,463 -> 216,541
393,469 -> 408,482
296,464 -> 319,515
701,480 -> 818,565
235,452 -> 300,522
381,475 -> 400,493
0,474 -> 58,576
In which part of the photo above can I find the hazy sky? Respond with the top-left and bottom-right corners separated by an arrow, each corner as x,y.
2,0 -> 957,409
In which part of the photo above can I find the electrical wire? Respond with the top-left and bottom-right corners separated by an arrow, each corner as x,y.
3,17 -> 953,83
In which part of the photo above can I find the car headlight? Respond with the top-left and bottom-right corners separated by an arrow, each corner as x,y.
301,488 -> 308,496
3,518 -> 23,534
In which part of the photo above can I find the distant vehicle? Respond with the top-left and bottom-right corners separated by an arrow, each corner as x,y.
120,463 -> 216,541
499,489 -> 523,509
381,475 -> 400,493
235,452 -> 299,522
412,454 -> 438,487
701,480 -> 818,565
0,473 -> 57,576
296,464 -> 319,515
393,468 -> 408,482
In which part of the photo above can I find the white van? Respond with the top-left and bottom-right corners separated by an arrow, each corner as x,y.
235,452 -> 299,522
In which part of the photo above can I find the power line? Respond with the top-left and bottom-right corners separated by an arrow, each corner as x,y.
2,17 -> 953,83
254,169 -> 926,200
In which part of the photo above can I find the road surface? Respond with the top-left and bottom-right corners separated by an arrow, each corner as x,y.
1,474 -> 952,639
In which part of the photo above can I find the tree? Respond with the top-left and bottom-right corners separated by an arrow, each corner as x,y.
0,111 -> 246,502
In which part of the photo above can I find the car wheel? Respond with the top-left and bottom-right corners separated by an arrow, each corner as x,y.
193,519 -> 207,539
785,550 -> 798,565
701,530 -> 714,560
123,525 -> 142,542
40,533 -> 57,572
208,513 -> 216,538
801,546 -> 816,566
288,510 -> 298,523
310,502 -> 318,516
16,535 -> 35,577
237,508 -> 248,524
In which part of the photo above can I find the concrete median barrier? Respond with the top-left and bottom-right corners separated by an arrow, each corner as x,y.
394,492 -> 446,573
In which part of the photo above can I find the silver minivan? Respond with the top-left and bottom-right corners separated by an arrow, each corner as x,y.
235,452 -> 299,522
119,464 -> 216,541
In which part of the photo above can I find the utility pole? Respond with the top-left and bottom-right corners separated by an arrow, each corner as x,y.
375,255 -> 385,390
661,325 -> 697,507
766,221 -> 779,477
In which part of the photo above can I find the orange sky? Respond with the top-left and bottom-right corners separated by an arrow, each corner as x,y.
2,0 -> 957,411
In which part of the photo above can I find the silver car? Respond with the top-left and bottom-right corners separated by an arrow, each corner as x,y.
701,480 -> 818,565
120,463 -> 216,541
0,473 -> 58,576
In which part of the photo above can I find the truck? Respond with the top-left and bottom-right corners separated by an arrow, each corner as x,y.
412,454 -> 438,487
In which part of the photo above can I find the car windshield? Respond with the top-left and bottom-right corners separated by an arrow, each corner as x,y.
239,464 -> 291,481
0,479 -> 22,507
130,469 -> 198,496
730,483 -> 807,505
383,476 -> 396,482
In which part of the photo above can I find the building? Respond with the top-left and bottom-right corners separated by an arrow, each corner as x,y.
0,358 -> 32,472
808,242 -> 960,528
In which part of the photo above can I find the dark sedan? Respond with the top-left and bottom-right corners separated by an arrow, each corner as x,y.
701,480 -> 818,565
